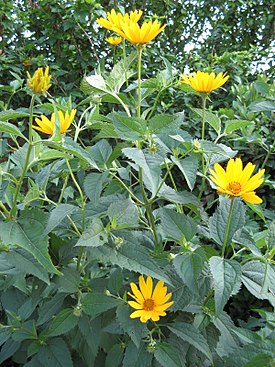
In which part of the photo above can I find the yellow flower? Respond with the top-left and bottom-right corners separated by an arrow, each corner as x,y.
97,9 -> 142,31
113,19 -> 166,45
209,158 -> 265,204
180,71 -> 229,93
33,109 -> 76,135
105,36 -> 122,46
128,275 -> 174,323
27,66 -> 51,94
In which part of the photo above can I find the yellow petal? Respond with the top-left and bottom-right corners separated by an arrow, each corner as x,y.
128,301 -> 143,309
241,192 -> 263,204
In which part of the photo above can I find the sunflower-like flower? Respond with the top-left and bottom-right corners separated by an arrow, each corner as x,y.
209,158 -> 265,204
128,275 -> 174,323
96,9 -> 142,31
180,71 -> 229,93
27,66 -> 51,94
33,109 -> 76,135
113,19 -> 166,45
105,36 -> 122,46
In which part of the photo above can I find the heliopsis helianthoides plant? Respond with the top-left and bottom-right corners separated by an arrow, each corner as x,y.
27,66 -> 52,94
105,36 -> 122,46
180,70 -> 229,93
128,275 -> 174,323
96,9 -> 143,31
33,109 -> 77,135
209,157 -> 265,204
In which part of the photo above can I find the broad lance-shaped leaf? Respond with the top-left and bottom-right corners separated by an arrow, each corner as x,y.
91,242 -> 171,285
75,218 -> 108,247
154,342 -> 185,367
171,155 -> 198,191
224,119 -> 251,133
209,256 -> 242,315
44,204 -> 78,235
82,293 -> 122,319
122,147 -> 162,196
107,198 -> 139,228
168,322 -> 213,363
173,247 -> 205,294
0,209 -> 61,275
0,121 -> 27,140
123,341 -> 152,367
38,337 -> 73,367
43,308 -> 78,337
159,207 -> 197,242
209,197 -> 246,248
109,112 -> 146,141
84,171 -> 109,206
193,108 -> 221,134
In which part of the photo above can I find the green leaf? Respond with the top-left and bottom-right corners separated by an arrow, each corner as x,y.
123,341 -> 152,367
241,260 -> 275,306
158,184 -> 201,208
171,155 -> 198,191
173,248 -> 205,293
154,342 -> 185,367
110,112 -> 146,141
224,119 -> 251,133
38,149 -> 71,161
244,353 -> 274,367
0,328 -> 10,347
209,197 -> 246,248
0,209 -> 60,275
37,293 -> 65,326
75,217 -> 108,247
116,304 -> 147,348
148,114 -> 177,133
37,337 -> 73,367
82,292 -> 122,319
122,147 -> 162,196
108,52 -> 136,92
54,267 -> 81,294
83,171 -> 108,206
168,322 -> 213,363
44,204 -> 78,235
193,108 -> 221,134
249,100 -> 275,112
0,339 -> 21,365
107,198 -> 139,228
44,308 -> 78,337
245,202 -> 266,222
159,207 -> 197,242
209,257 -> 242,315
0,121 -> 27,140
105,344 -> 124,367
6,248 -> 49,284
92,242 -> 171,284
88,139 -> 112,164
0,109 -> 29,121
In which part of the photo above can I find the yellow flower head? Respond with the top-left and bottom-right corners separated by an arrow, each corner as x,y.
180,71 -> 229,93
128,275 -> 174,323
209,158 -> 265,204
105,36 -> 122,46
113,19 -> 166,45
27,66 -> 51,94
97,9 -> 143,31
33,109 -> 76,135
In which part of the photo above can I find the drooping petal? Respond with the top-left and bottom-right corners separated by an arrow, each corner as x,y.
241,192 -> 263,204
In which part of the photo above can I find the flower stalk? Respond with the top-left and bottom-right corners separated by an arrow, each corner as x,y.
221,198 -> 235,258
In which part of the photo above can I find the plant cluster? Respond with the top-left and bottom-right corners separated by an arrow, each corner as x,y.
0,6 -> 274,367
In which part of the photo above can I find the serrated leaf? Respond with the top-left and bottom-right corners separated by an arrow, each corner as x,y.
82,292 -> 122,319
116,304 -> 147,347
209,257 -> 242,315
224,119 -> 251,133
75,217 -> 108,247
84,171 -> 108,205
122,147 -> 162,196
123,341 -> 152,367
0,339 -> 21,364
158,184 -> 201,208
159,207 -> 197,242
37,293 -> 65,326
107,198 -> 139,228
54,267 -> 81,293
88,139 -> 112,164
38,337 -> 73,367
193,108 -> 221,133
91,242 -> 171,284
0,121 -> 27,139
249,100 -> 275,112
0,210 -> 60,275
0,110 -> 29,121
171,155 -> 198,190
38,149 -> 71,161
44,204 -> 78,235
44,308 -> 78,337
106,344 -> 124,367
173,248 -> 205,293
209,197 -> 246,248
6,248 -> 49,284
110,112 -> 146,141
154,342 -> 184,367
168,322 -> 213,362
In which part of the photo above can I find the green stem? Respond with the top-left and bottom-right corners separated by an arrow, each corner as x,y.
110,172 -> 144,205
261,140 -> 274,169
10,94 -> 36,219
139,168 -> 160,251
122,39 -> 128,87
57,175 -> 69,204
137,46 -> 143,118
221,198 -> 235,258
198,95 -> 208,199
201,95 -> 207,140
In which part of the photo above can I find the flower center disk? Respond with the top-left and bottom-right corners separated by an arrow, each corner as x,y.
143,298 -> 155,311
228,181 -> 241,195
